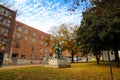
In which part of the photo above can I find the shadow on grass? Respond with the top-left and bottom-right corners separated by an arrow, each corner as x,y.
71,61 -> 120,68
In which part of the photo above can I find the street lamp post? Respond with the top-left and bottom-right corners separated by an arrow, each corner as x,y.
108,50 -> 114,80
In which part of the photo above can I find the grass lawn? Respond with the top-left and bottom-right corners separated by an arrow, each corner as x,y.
0,62 -> 120,80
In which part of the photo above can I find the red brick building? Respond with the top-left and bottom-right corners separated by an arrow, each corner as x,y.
0,5 -> 50,65
0,4 -> 16,66
11,21 -> 50,64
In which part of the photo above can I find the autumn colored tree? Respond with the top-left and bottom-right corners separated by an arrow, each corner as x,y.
49,24 -> 79,62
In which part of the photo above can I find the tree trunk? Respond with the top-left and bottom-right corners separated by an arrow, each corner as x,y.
71,51 -> 74,63
114,49 -> 119,61
76,56 -> 78,62
86,55 -> 88,62
95,53 -> 100,65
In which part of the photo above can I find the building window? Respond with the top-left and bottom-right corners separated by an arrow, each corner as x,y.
16,33 -> 21,39
9,11 -> 12,18
40,34 -> 43,39
32,38 -> 36,43
4,10 -> 12,18
40,48 -> 43,60
21,55 -> 26,59
24,36 -> 28,41
40,41 -> 43,45
32,46 -> 34,51
45,43 -> 48,46
45,49 -> 48,53
0,17 -> 2,23
1,38 -> 7,44
40,53 -> 43,60
5,10 -> 9,16
3,19 -> 11,26
31,46 -> 34,60
33,32 -> 36,36
0,28 -> 9,34
18,26 -> 22,32
0,7 -> 4,15
15,43 -> 19,48
25,29 -> 28,33
40,48 -> 43,53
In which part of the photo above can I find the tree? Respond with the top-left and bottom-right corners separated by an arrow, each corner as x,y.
65,0 -> 91,12
49,24 -> 79,62
76,0 -> 120,64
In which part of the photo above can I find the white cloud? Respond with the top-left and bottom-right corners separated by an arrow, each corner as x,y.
1,0 -> 82,33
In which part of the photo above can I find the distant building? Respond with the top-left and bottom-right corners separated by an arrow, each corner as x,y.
11,21 -> 50,64
119,50 -> 120,58
102,51 -> 115,61
0,4 -> 16,66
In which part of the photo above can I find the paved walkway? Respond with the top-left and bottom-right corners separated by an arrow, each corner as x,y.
0,64 -> 44,70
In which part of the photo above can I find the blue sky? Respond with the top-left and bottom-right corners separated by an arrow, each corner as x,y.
0,0 -> 84,33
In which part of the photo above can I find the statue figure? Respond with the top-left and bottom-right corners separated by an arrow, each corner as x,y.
54,44 -> 63,59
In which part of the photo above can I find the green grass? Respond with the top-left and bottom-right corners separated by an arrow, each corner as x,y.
0,62 -> 120,80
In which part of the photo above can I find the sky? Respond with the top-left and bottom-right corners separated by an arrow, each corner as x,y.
0,0 -> 84,33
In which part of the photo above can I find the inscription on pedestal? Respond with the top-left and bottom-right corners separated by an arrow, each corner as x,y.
47,59 -> 70,68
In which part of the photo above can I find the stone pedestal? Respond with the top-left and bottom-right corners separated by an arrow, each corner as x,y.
45,59 -> 70,68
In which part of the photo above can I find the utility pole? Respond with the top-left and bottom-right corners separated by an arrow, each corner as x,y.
108,50 -> 114,80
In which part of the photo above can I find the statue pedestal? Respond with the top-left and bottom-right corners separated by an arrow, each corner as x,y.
45,59 -> 70,68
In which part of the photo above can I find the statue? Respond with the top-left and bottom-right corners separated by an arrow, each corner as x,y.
54,44 -> 63,59
48,43 -> 70,68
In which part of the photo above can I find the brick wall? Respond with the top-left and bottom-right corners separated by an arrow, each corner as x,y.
11,21 -> 50,64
